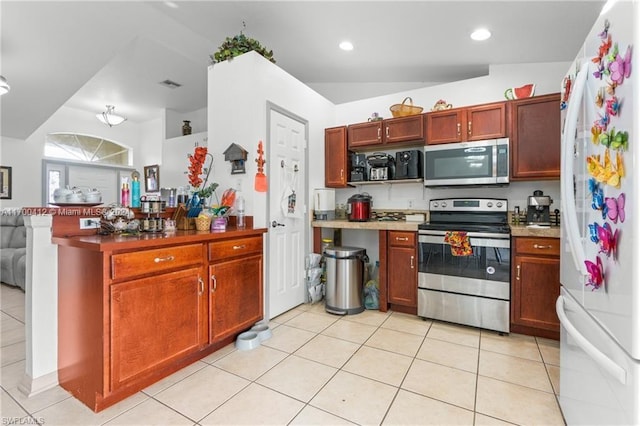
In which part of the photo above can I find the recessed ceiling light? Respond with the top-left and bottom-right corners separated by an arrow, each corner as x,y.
339,41 -> 354,51
470,28 -> 491,41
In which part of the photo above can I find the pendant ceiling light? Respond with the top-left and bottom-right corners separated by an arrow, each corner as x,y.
0,76 -> 10,95
96,105 -> 127,127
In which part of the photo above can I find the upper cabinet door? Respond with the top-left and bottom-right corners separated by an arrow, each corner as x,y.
509,94 -> 561,180
426,109 -> 465,144
466,102 -> 507,141
348,121 -> 383,149
325,126 -> 349,188
384,115 -> 425,145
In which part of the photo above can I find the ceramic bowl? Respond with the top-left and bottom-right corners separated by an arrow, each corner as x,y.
250,324 -> 272,342
235,331 -> 260,351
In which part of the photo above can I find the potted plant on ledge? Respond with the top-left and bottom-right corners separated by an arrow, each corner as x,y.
210,31 -> 276,64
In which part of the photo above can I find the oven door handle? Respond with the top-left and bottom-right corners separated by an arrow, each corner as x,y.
419,234 -> 510,249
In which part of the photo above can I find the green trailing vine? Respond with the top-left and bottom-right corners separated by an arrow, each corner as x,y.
211,33 -> 276,64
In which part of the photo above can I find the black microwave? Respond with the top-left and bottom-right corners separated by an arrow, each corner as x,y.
423,138 -> 509,187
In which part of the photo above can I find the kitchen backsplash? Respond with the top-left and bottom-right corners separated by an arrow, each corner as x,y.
336,180 -> 561,217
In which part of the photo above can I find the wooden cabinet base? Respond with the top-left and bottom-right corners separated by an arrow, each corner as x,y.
509,324 -> 559,341
58,336 -> 235,412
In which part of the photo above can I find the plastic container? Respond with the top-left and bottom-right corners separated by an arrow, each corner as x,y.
324,246 -> 367,315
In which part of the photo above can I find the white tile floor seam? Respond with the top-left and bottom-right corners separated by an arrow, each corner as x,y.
1,284 -> 565,425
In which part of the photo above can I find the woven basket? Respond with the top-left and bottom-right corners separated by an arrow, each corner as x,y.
195,216 -> 211,231
390,97 -> 424,117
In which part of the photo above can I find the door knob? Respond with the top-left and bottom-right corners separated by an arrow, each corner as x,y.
271,221 -> 285,228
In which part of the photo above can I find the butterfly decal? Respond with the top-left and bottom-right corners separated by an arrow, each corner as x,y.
588,222 -> 600,243
585,256 -> 604,291
605,193 -> 625,223
597,19 -> 610,40
606,80 -> 618,95
609,45 -> 632,85
593,62 -> 606,80
592,112 -> 610,132
594,87 -> 605,108
591,125 -> 602,144
605,96 -> 621,116
588,178 -> 606,214
598,128 -> 629,151
599,222 -> 619,258
587,149 -> 625,189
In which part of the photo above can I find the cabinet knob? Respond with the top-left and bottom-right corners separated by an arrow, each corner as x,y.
154,255 -> 175,263
467,121 -> 472,136
456,122 -> 461,136
396,237 -> 409,241
211,274 -> 217,291
385,126 -> 390,139
198,277 -> 204,295
233,245 -> 246,250
377,127 -> 382,141
516,265 -> 521,280
410,255 -> 415,269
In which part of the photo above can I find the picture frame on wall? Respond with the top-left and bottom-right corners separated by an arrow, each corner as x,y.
144,165 -> 160,192
0,166 -> 12,199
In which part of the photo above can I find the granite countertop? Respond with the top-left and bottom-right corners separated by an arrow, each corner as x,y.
312,219 -> 561,238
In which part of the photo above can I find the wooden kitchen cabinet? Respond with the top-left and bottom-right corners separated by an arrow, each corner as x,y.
54,229 -> 266,412
208,236 -> 264,342
110,267 -> 206,389
347,114 -> 425,149
426,101 -> 506,144
509,93 -> 561,180
325,126 -> 349,188
511,236 -> 561,340
386,231 -> 418,313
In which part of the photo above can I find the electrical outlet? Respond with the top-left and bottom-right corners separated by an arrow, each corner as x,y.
79,218 -> 100,229
408,200 -> 414,209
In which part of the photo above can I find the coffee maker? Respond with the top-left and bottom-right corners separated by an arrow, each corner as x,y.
526,190 -> 552,225
367,153 -> 394,181
395,150 -> 423,179
350,153 -> 367,182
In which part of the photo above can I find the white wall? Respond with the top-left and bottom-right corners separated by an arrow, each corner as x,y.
0,105 -> 162,208
207,51 -> 336,231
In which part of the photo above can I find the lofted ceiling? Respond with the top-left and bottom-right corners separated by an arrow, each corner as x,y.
1,0 -> 605,140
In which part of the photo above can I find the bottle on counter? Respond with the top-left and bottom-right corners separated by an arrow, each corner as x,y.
131,176 -> 141,208
169,189 -> 176,208
235,192 -> 245,229
123,183 -> 130,207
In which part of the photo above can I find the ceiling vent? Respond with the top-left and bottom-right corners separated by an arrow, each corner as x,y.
159,79 -> 182,89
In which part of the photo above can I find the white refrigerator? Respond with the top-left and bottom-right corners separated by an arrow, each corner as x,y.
558,0 -> 640,424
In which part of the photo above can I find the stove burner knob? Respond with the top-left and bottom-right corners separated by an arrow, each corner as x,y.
487,202 -> 493,208
496,202 -> 503,208
432,202 -> 439,208
441,202 -> 447,208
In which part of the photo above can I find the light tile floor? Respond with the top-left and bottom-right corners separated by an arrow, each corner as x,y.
1,284 -> 565,425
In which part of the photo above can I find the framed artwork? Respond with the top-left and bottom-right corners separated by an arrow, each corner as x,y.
0,166 -> 12,199
144,165 -> 160,192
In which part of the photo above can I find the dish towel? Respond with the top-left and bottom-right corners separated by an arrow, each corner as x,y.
444,231 -> 472,256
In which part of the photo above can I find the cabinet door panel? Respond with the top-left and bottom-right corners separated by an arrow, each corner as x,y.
510,94 -> 561,180
388,246 -> 417,307
110,267 -> 204,389
348,122 -> 383,148
384,115 -> 424,144
210,255 -> 263,342
467,103 -> 506,140
511,255 -> 560,331
426,109 -> 464,144
325,127 -> 348,188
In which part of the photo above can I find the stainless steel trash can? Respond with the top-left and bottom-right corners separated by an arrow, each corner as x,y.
324,246 -> 367,315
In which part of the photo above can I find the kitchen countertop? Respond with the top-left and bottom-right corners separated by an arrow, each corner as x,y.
312,219 -> 561,238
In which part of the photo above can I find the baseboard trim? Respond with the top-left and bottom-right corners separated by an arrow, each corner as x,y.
18,370 -> 58,397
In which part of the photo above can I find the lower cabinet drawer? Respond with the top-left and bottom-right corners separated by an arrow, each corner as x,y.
514,237 -> 560,256
389,231 -> 416,247
209,236 -> 263,262
111,244 -> 202,281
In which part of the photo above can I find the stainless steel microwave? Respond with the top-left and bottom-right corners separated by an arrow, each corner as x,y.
423,138 -> 509,187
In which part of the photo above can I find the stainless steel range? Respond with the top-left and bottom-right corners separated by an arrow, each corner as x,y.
418,198 -> 510,333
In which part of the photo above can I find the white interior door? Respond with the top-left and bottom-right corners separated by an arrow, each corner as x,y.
267,108 -> 307,319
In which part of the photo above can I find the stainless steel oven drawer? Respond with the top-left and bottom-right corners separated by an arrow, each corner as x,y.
418,288 -> 509,333
418,273 -> 510,300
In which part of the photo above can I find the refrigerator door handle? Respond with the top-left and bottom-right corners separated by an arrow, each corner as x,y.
556,295 -> 627,385
561,62 -> 589,276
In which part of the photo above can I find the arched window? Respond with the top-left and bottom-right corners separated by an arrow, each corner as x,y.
43,133 -> 134,205
45,133 -> 131,165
